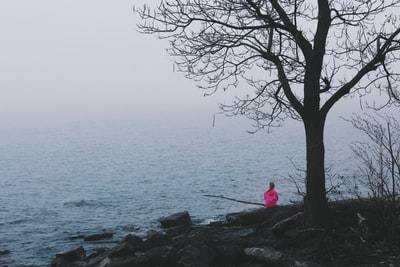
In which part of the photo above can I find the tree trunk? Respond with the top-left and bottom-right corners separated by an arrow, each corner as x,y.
303,115 -> 328,228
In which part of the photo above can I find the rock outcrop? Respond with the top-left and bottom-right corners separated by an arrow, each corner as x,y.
50,200 -> 400,267
51,205 -> 325,267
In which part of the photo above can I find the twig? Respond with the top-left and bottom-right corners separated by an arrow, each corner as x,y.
204,194 -> 265,207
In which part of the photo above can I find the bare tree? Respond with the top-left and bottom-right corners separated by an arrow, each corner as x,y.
350,113 -> 400,241
136,0 -> 400,227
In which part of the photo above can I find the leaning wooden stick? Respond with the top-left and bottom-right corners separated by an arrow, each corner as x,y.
204,194 -> 265,207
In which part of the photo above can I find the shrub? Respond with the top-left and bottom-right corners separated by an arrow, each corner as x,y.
349,113 -> 400,241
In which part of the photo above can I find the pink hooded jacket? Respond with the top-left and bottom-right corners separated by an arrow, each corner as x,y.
264,189 -> 279,208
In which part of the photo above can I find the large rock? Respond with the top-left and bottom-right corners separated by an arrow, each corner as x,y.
213,244 -> 245,265
101,254 -> 150,267
159,211 -> 191,228
85,234 -> 145,266
52,246 -> 86,267
51,257 -> 86,267
108,234 -> 145,258
95,246 -> 177,267
177,244 -> 215,267
272,212 -> 304,235
225,205 -> 302,227
244,247 -> 322,267
143,230 -> 172,250
145,245 -> 178,266
51,200 -> 400,267
55,245 -> 86,262
225,208 -> 270,226
244,247 -> 284,265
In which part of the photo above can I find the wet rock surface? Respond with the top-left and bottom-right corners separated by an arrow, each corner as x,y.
51,200 -> 400,267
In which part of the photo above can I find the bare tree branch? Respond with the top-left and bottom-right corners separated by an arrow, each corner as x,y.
136,0 -> 400,228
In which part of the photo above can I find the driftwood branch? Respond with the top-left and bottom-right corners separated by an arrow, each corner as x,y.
204,194 -> 265,207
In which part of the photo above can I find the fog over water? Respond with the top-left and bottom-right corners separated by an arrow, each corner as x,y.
0,0 -> 365,125
0,0 -> 224,124
0,1 -> 382,266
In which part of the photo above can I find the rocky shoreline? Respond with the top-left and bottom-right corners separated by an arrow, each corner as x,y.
51,200 -> 399,267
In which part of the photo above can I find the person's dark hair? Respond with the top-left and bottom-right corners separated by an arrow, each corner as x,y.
269,182 -> 275,189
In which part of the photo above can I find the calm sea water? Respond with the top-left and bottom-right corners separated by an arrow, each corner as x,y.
0,112 -> 360,266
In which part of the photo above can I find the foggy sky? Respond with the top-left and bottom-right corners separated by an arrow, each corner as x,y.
0,1 -> 369,128
0,0 -> 223,124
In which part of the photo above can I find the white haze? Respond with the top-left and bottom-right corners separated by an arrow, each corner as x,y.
0,0 -> 368,129
0,0 -> 229,127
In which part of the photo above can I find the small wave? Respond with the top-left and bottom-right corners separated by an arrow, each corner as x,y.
9,218 -> 27,225
63,200 -> 97,207
196,214 -> 226,225
117,224 -> 141,232
200,218 -> 218,225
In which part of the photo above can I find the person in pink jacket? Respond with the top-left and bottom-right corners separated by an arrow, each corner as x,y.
264,181 -> 279,208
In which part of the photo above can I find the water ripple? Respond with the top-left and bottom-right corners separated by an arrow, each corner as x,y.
0,115 -> 360,266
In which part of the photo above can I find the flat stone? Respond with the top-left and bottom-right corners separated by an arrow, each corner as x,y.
84,232 -> 113,242
55,245 -> 86,262
159,211 -> 192,228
